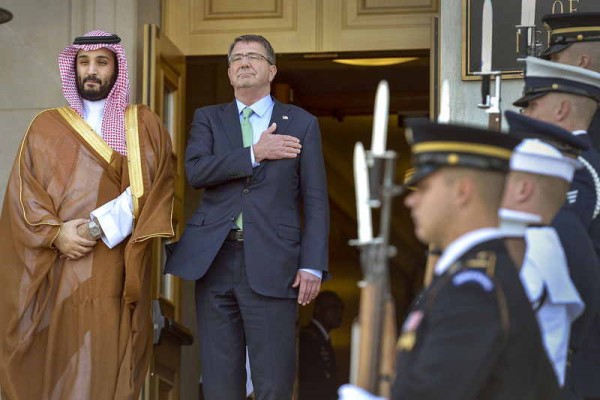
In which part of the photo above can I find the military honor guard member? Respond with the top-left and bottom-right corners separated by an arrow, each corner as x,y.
384,119 -> 562,399
515,56 -> 600,246
513,57 -> 600,254
340,120 -> 561,400
500,111 -> 586,386
515,56 -> 600,400
541,12 -> 600,153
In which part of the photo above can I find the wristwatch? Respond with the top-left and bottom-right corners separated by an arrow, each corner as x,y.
88,217 -> 103,240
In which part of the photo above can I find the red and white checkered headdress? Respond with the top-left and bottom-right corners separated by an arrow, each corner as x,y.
58,30 -> 130,155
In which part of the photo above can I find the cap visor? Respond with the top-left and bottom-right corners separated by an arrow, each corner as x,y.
403,165 -> 439,188
513,92 -> 547,108
540,43 -> 572,60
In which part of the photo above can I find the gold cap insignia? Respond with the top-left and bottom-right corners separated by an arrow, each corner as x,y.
447,153 -> 460,165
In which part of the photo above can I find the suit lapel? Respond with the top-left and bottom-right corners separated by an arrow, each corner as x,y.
270,100 -> 292,134
220,101 -> 243,149
252,99 -> 294,175
220,99 -> 294,176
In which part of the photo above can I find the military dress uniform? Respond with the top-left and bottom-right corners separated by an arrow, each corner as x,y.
514,55 -> 600,399
390,119 -> 562,400
513,57 -> 600,238
560,135 -> 600,399
498,210 -> 585,386
502,111 -> 589,386
540,12 -> 600,258
393,238 -> 562,400
540,13 -> 600,256
588,112 -> 600,152
553,210 -> 600,399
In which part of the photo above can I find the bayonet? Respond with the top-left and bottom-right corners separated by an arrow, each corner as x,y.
477,0 -> 502,131
353,142 -> 373,244
517,0 -> 539,58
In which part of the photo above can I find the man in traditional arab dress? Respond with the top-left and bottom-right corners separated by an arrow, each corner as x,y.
0,30 -> 174,400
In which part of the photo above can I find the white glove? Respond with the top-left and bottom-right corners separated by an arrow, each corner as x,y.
338,384 -> 386,400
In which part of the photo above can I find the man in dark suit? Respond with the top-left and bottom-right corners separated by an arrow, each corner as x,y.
165,34 -> 329,400
298,291 -> 344,400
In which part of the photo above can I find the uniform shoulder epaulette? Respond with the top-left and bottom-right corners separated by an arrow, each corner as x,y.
464,250 -> 497,272
452,251 -> 497,292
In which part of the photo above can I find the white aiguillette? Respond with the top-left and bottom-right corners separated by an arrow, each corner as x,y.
353,142 -> 373,243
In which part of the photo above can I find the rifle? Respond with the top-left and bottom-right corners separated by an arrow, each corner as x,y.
349,81 -> 402,397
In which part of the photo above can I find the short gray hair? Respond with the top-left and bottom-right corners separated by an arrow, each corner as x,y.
227,34 -> 276,65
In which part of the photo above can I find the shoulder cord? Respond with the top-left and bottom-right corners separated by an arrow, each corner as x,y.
577,155 -> 600,220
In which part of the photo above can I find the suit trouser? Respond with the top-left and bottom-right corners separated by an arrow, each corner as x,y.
195,240 -> 297,400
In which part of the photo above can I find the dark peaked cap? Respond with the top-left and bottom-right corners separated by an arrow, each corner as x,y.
504,111 -> 585,181
403,118 -> 521,187
505,110 -> 589,155
541,12 -> 600,59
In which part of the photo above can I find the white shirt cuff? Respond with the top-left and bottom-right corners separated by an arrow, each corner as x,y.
90,187 -> 134,249
300,268 -> 322,279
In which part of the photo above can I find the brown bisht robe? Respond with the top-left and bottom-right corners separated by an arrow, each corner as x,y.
0,104 -> 174,400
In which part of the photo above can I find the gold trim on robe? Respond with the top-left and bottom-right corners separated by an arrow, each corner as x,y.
56,107 -> 114,164
0,105 -> 175,400
125,105 -> 144,220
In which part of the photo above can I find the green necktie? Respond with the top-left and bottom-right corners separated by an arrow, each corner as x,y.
235,107 -> 254,229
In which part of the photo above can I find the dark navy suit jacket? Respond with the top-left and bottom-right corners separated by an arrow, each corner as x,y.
165,98 -> 329,299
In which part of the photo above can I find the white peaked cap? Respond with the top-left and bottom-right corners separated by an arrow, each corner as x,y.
510,139 -> 581,182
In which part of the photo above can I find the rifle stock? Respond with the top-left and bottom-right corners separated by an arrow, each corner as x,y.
378,296 -> 397,397
355,282 -> 384,392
